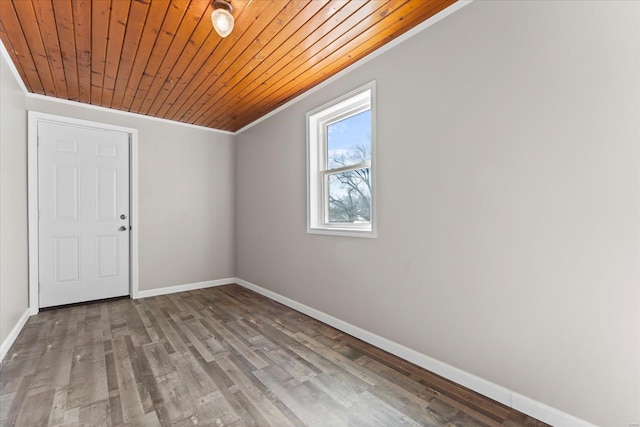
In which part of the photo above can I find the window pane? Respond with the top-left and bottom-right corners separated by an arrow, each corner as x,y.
327,110 -> 371,169
327,168 -> 371,223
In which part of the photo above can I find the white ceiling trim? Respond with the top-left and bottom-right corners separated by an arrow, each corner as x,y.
26,92 -> 236,136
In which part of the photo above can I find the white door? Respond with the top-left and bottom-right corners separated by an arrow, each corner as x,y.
38,121 -> 130,307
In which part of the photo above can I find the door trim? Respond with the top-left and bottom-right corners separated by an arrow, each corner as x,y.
28,111 -> 139,314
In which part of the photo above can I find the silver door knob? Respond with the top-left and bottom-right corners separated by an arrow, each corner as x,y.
120,214 -> 127,220
119,226 -> 128,231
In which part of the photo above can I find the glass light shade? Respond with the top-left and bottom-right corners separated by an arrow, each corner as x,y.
211,8 -> 234,37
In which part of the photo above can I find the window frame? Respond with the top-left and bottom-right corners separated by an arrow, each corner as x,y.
306,81 -> 377,238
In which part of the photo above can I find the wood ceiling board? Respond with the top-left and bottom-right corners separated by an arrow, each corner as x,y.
148,1 -> 272,119
71,0 -> 92,103
255,0 -> 454,123
136,0 -> 210,114
118,0 -> 172,111
153,1 -> 252,120
145,1 -> 215,117
168,0 -> 276,123
210,0 -> 416,129
178,0 -> 308,122
101,0 -> 131,107
31,0 -> 68,98
90,0 -> 111,105
209,0 -> 407,129
51,0 -> 80,101
152,0 -> 307,119
0,10 -> 42,93
0,0 -> 459,132
109,0 -> 151,110
217,0 -> 456,130
178,0 -> 304,124
186,0 -> 361,127
129,0 -> 193,114
150,27 -> 219,118
184,0 -> 327,118
10,0 -> 57,96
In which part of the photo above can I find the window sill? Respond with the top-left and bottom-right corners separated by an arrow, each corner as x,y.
307,227 -> 377,238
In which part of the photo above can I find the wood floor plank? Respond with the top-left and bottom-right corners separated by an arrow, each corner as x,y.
178,321 -> 216,363
0,392 -> 14,424
107,395 -> 124,427
349,390 -> 424,427
1,373 -> 32,426
202,317 -> 270,370
123,335 -> 160,415
0,285 -> 549,427
15,387 -> 56,426
0,357 -> 37,395
78,399 -> 110,427
111,336 -> 146,423
30,348 -> 74,390
190,389 -> 242,426
215,353 -> 295,427
188,344 -> 261,425
66,342 -> 108,409
253,365 -> 350,427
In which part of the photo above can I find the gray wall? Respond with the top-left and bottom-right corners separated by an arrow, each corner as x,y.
26,96 -> 236,291
0,49 -> 29,345
235,1 -> 640,426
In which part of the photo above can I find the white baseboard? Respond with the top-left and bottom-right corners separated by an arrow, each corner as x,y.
234,278 -> 593,427
511,392 -> 594,427
134,278 -> 235,299
0,309 -> 31,363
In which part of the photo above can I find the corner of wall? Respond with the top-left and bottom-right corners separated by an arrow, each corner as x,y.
0,39 -> 30,356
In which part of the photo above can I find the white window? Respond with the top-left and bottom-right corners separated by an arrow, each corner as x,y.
307,82 -> 376,237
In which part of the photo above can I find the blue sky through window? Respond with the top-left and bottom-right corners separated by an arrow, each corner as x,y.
327,110 -> 371,168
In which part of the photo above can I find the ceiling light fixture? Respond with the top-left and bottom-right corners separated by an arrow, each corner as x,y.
211,0 -> 234,38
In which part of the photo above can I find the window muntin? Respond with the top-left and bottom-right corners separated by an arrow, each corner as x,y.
307,82 -> 376,237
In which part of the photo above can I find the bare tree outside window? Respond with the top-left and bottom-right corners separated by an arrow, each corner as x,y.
327,144 -> 371,222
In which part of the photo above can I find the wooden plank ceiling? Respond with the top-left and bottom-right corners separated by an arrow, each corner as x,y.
0,0 -> 456,132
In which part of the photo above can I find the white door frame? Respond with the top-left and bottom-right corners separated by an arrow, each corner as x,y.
28,111 -> 139,314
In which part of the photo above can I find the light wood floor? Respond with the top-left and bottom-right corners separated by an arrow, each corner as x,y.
0,284 -> 548,426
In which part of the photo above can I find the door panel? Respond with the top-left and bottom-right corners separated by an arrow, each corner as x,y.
53,165 -> 79,220
96,168 -> 117,220
96,235 -> 118,279
53,237 -> 80,283
39,121 -> 130,307
53,137 -> 78,153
